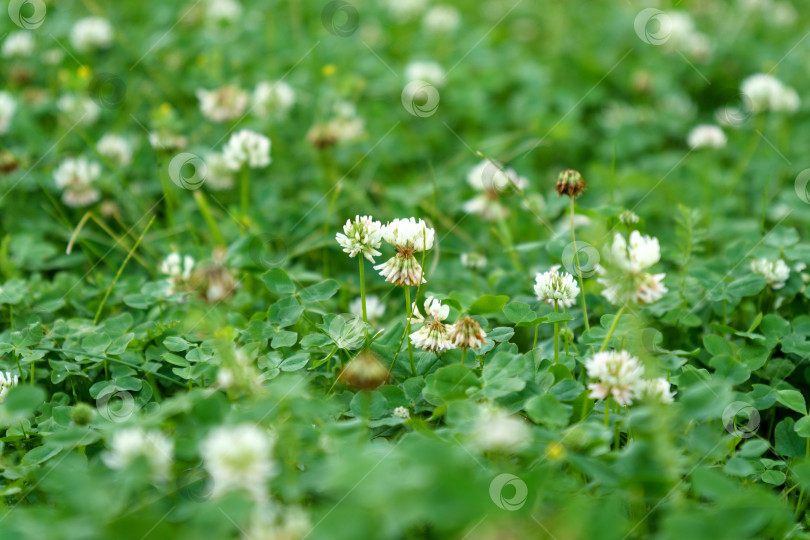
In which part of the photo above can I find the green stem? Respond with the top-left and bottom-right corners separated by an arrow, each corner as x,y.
570,198 -> 589,330
599,305 -> 626,352
359,257 -> 368,345
405,286 -> 415,375
604,397 -> 611,427
194,190 -> 225,246
240,166 -> 250,222
533,324 -> 539,350
553,304 -> 559,364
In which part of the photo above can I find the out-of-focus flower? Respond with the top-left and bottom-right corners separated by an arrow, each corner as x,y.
253,81 -> 295,117
461,252 -> 487,269
555,169 -> 586,198
751,258 -> 790,290
223,129 -> 271,170
339,350 -> 389,390
160,251 -> 195,294
472,406 -> 531,452
203,0 -> 242,26
57,94 -> 101,126
464,160 -> 528,221
201,424 -> 274,501
97,134 -> 134,167
53,157 -> 101,207
202,152 -> 235,190
71,17 -> 114,52
0,371 -> 19,403
596,231 -> 667,305
387,0 -> 427,22
103,428 -> 174,481
0,92 -> 15,135
196,85 -> 249,123
586,350 -> 645,406
741,73 -> 800,113
190,248 -> 238,302
687,124 -> 726,149
393,406 -> 410,419
148,130 -> 188,152
350,295 -> 386,321
447,316 -> 487,351
634,377 -> 675,404
405,61 -> 446,87
2,31 -> 34,58
423,5 -> 461,33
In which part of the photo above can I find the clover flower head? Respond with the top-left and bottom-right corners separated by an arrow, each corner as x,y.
741,73 -> 800,113
472,406 -> 531,452
381,218 -> 435,251
71,17 -> 114,52
97,134 -> 134,167
2,31 -> 35,58
410,296 -> 455,353
201,424 -> 275,502
447,316 -> 487,350
0,92 -> 16,135
196,85 -> 249,123
687,124 -> 727,149
335,215 -> 384,262
634,377 -> 675,404
534,265 -> 580,309
751,258 -> 790,290
0,371 -> 19,403
103,428 -> 174,481
223,129 -> 272,170
253,81 -> 296,117
597,231 -> 667,305
586,350 -> 645,406
53,157 -> 101,208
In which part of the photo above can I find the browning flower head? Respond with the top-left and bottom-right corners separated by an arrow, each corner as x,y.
338,350 -> 389,390
0,149 -> 19,174
447,316 -> 487,350
555,168 -> 586,199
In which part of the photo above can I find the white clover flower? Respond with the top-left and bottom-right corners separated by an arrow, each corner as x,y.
471,406 -> 531,452
202,152 -> 235,190
253,81 -> 296,117
381,218 -> 435,252
619,209 -> 639,225
43,48 -> 65,65
586,350 -> 645,406
0,371 -> 19,403
409,296 -> 455,353
687,124 -> 727,149
97,134 -> 134,167
374,218 -> 436,286
196,85 -> 249,123
447,316 -> 487,350
201,424 -> 275,502
714,106 -> 746,128
596,231 -> 668,305
0,92 -> 16,135
751,258 -> 790,290
335,215 -> 384,262
160,252 -> 194,294
387,0 -> 427,22
245,506 -> 311,540
534,265 -> 580,309
741,73 -> 800,113
350,295 -> 385,321
102,428 -> 174,480
2,31 -> 35,58
635,377 -> 675,404
204,0 -> 242,25
223,129 -> 271,170
57,94 -> 101,127
461,252 -> 487,269
148,131 -> 188,152
467,160 -> 528,192
423,5 -> 461,33
393,406 -> 410,419
404,61 -> 446,87
53,157 -> 101,208
70,17 -> 114,53
661,11 -> 711,59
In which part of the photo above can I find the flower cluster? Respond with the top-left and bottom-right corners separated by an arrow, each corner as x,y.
0,371 -> 19,403
97,134 -> 134,167
463,160 -> 529,221
586,350 -> 674,406
196,85 -> 249,123
409,297 -> 488,354
335,215 -> 384,262
201,424 -> 275,502
0,92 -> 15,135
741,73 -> 800,114
751,258 -> 790,290
71,17 -> 114,52
223,129 -> 272,170
596,231 -> 667,305
253,80 -> 296,117
687,124 -> 727,149
534,265 -> 580,309
160,251 -> 195,295
374,218 -> 435,286
53,157 -> 102,208
103,428 -> 174,481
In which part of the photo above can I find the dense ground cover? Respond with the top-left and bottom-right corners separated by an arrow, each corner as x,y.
1,0 -> 810,538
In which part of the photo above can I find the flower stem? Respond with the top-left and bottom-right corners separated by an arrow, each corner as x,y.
553,304 -> 559,364
604,397 -> 611,427
193,190 -> 225,246
405,286 -> 415,375
570,198 -> 589,330
240,166 -> 250,222
359,257 -> 368,344
599,305 -> 626,352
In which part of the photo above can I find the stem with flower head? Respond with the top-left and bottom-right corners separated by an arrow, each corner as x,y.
553,304 -> 559,364
359,256 -> 368,344
599,305 -> 626,352
570,198 -> 589,330
405,285 -> 415,375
